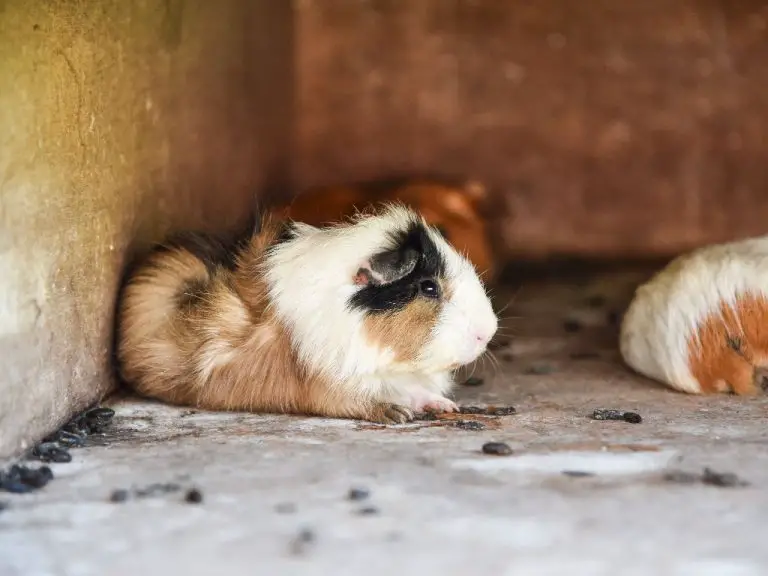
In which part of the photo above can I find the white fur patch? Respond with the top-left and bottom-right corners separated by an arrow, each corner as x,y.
620,235 -> 768,393
265,205 -> 498,403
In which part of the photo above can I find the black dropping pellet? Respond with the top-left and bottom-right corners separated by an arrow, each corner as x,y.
591,409 -> 624,421
454,420 -> 485,431
56,431 -> 86,448
184,488 -> 204,504
16,466 -> 53,488
33,443 -> 72,463
481,442 -> 513,456
562,319 -> 583,333
110,489 -> 130,503
347,487 -> 370,501
562,470 -> 595,478
356,506 -> 379,516
461,377 -> 485,387
459,406 -> 485,415
702,468 -> 748,488
622,412 -> 642,424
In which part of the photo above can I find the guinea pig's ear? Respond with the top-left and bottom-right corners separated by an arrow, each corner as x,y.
354,246 -> 420,287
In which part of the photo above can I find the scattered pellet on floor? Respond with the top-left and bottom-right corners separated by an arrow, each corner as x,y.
524,364 -> 555,375
562,470 -> 595,478
481,442 -> 513,456
0,465 -> 53,493
347,487 -> 370,501
461,376 -> 485,387
110,489 -> 130,503
591,409 -> 642,423
184,488 -> 204,504
664,468 -> 749,488
55,431 -> 86,448
562,319 -> 583,333
454,420 -> 485,431
622,412 -> 643,424
32,442 -> 72,463
275,502 -> 297,514
459,406 -> 485,415
702,467 -> 749,488
356,506 -> 379,516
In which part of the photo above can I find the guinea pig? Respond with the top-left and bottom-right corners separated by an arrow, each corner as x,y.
620,235 -> 768,396
115,204 -> 498,423
275,178 -> 497,284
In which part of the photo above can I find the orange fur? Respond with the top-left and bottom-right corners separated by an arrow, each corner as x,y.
116,214 -> 419,423
363,298 -> 441,363
687,292 -> 768,395
278,179 -> 496,282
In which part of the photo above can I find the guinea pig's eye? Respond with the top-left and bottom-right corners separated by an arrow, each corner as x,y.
419,279 -> 440,299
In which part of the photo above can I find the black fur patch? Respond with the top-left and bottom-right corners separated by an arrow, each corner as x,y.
349,221 -> 446,314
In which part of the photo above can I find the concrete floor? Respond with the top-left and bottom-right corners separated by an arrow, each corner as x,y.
2,267 -> 768,576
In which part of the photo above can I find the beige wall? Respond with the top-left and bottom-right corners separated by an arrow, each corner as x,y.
0,0 -> 293,459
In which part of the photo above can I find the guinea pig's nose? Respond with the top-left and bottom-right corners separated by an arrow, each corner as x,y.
475,332 -> 492,345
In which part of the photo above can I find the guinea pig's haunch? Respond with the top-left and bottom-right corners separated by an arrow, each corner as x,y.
620,235 -> 768,396
116,205 -> 498,423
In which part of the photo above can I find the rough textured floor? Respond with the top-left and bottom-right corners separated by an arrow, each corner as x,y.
3,266 -> 768,576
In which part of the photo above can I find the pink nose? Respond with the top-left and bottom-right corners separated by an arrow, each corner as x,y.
475,333 -> 491,344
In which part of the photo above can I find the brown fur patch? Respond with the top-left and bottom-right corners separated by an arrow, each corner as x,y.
362,297 -> 441,363
116,213 -> 410,422
687,292 -> 768,395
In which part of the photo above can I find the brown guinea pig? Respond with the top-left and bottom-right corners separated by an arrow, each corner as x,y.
275,178 -> 497,283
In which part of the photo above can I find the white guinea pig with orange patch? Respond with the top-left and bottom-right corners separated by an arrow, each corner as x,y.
620,236 -> 768,396
116,204 -> 498,423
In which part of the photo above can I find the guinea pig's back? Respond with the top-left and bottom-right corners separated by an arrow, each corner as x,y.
116,241 -> 211,396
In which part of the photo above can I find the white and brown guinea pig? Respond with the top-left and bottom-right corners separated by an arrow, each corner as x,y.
116,204 -> 498,424
620,235 -> 768,396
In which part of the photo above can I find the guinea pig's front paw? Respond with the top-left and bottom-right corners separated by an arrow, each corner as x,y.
366,402 -> 415,425
408,390 -> 459,414
409,392 -> 458,415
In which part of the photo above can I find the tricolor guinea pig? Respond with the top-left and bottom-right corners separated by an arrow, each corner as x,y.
276,178 -> 497,284
116,204 -> 498,423
620,236 -> 768,396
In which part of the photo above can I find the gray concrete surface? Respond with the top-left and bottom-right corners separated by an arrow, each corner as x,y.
2,273 -> 768,575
